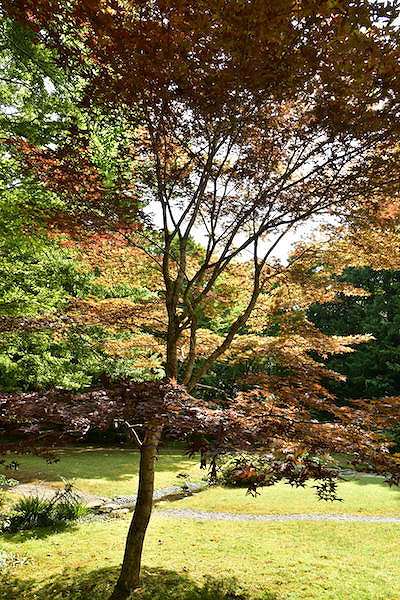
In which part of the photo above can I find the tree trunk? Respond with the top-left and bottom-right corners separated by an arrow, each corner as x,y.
109,421 -> 163,600
166,315 -> 179,380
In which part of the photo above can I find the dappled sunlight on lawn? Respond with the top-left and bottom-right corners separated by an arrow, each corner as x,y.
1,515 -> 399,599
4,446 -> 204,497
5,447 -> 400,515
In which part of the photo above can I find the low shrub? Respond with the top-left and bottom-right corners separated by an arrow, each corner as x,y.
388,425 -> 400,452
52,498 -> 89,521
218,453 -> 270,488
5,495 -> 54,531
2,481 -> 89,533
176,472 -> 191,490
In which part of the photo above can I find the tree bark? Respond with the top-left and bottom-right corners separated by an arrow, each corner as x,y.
109,421 -> 163,600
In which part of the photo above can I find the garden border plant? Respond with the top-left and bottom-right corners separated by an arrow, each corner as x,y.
1,480 -> 89,533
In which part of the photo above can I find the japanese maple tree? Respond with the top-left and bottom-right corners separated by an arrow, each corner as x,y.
2,1 -> 400,598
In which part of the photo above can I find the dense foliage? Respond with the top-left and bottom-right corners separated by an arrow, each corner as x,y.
310,267 -> 400,400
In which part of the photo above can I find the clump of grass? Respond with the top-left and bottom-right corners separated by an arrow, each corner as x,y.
2,481 -> 89,533
5,495 -> 54,531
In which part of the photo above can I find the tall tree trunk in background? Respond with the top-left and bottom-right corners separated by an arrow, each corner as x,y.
110,421 -> 163,600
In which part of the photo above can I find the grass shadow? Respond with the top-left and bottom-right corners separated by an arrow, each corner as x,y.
0,566 -> 278,600
345,474 -> 400,489
1,520 -> 78,543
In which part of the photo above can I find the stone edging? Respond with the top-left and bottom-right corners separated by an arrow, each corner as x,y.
97,481 -> 208,514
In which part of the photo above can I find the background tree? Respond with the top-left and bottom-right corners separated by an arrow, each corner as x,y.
310,267 -> 400,400
0,17 -> 156,391
2,2 -> 400,599
309,266 -> 400,448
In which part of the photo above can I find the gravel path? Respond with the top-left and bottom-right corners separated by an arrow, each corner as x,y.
157,508 -> 400,523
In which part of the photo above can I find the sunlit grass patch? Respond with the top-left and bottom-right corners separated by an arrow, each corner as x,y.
173,475 -> 400,517
3,446 -> 204,497
1,514 -> 399,599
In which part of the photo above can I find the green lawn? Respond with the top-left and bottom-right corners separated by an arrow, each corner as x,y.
3,446 -> 204,497
1,448 -> 400,599
5,447 -> 400,518
174,475 -> 400,517
0,448 -> 400,600
1,514 -> 399,599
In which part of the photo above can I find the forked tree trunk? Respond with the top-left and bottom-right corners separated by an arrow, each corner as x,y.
109,421 -> 163,600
